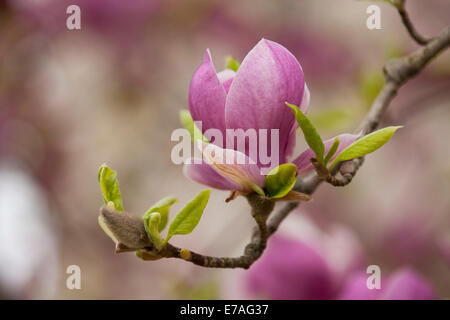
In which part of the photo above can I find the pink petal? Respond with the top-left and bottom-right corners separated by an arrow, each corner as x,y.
225,39 -> 306,163
246,235 -> 335,300
284,83 -> 310,162
183,158 -> 238,190
189,50 -> 227,134
381,268 -> 437,300
284,122 -> 298,163
301,83 -> 311,112
337,271 -> 383,300
198,141 -> 264,191
217,69 -> 236,93
338,268 -> 437,300
292,133 -> 360,173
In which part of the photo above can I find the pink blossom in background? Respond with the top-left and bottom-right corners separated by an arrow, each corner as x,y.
9,0 -> 163,34
245,221 -> 365,300
381,215 -> 435,264
338,268 -> 437,300
246,235 -> 335,300
245,232 -> 437,300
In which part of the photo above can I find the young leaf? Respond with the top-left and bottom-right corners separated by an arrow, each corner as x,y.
329,126 -> 402,169
323,137 -> 340,165
165,190 -> 210,244
264,163 -> 298,199
143,212 -> 165,250
98,164 -> 123,211
179,110 -> 209,143
225,56 -> 240,72
143,196 -> 178,232
286,102 -> 325,162
249,182 -> 265,197
276,190 -> 311,202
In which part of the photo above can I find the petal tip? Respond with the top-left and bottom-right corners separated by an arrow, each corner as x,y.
201,49 -> 213,65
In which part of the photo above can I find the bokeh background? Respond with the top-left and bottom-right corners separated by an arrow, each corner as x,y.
0,0 -> 449,299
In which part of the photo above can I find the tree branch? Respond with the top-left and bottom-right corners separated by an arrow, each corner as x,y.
308,24 -> 450,188
310,157 -> 365,187
137,194 -> 275,269
102,9 -> 450,269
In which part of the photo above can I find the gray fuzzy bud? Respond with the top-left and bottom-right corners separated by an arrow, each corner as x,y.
99,206 -> 153,250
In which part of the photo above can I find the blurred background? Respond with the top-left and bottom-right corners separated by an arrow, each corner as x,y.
0,0 -> 449,299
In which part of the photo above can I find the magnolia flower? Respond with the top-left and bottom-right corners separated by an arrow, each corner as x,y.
183,39 -> 358,194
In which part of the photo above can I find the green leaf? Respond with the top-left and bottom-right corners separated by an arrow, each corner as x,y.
249,183 -> 265,196
264,163 -> 298,199
329,126 -> 402,169
179,110 -> 209,143
165,190 -> 210,244
143,212 -> 165,250
286,102 -> 325,162
143,196 -> 178,232
323,137 -> 340,165
225,56 -> 240,72
98,164 -> 123,211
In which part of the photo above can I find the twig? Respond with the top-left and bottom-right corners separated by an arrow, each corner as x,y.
308,25 -> 450,188
397,0 -> 431,45
137,194 -> 275,269
310,157 -> 365,187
